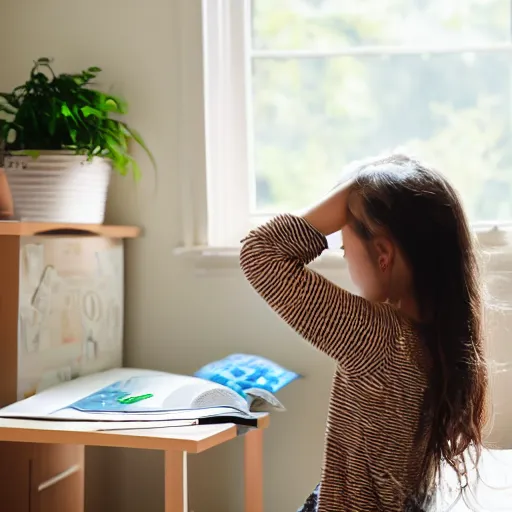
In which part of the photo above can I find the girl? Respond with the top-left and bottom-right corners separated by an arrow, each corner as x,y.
240,154 -> 488,511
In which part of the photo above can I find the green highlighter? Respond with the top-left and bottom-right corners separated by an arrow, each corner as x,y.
117,393 -> 154,405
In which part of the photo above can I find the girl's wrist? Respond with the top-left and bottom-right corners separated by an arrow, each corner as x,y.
302,180 -> 353,236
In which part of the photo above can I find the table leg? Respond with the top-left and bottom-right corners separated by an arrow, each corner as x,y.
244,429 -> 264,512
164,451 -> 187,512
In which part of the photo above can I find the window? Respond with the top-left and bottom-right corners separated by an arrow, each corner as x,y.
202,0 -> 512,249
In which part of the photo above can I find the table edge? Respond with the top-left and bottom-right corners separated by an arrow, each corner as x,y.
0,423 -> 238,454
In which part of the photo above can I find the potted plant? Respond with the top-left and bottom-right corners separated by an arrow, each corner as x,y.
0,57 -> 155,223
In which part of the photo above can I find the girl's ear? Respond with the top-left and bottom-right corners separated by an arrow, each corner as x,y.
373,236 -> 394,272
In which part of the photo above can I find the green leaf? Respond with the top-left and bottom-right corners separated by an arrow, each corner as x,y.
48,99 -> 57,135
0,125 -> 9,145
30,109 -> 38,131
61,104 -> 72,117
81,106 -> 103,118
80,72 -> 96,83
0,104 -> 17,116
0,93 -> 20,108
124,124 -> 157,170
88,67 -> 102,73
22,149 -> 41,159
6,128 -> 17,144
104,95 -> 127,114
31,72 -> 49,86
0,118 -> 7,139
131,158 -> 142,181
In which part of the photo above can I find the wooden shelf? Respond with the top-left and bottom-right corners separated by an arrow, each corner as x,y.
0,222 -> 140,238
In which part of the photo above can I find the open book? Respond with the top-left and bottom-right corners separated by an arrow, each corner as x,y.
0,368 -> 282,428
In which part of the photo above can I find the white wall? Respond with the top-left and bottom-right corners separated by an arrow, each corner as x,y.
1,1 -> 511,511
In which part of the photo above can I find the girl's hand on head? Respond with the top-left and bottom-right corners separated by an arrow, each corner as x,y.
302,179 -> 354,237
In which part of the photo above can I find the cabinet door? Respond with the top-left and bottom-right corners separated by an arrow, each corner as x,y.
30,444 -> 84,512
37,469 -> 84,512
0,441 -> 32,512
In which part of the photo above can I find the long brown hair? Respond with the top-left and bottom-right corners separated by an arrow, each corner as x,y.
350,154 -> 488,509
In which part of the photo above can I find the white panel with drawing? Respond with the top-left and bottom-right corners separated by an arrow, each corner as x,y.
17,236 -> 124,400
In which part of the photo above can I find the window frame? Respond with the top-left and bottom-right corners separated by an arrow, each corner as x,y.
176,0 -> 512,269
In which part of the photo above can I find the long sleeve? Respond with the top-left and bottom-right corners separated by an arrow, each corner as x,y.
240,214 -> 401,374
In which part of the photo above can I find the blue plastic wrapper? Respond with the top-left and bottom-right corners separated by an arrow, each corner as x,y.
194,354 -> 300,398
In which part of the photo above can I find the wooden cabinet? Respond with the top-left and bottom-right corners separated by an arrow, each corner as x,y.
0,222 -> 139,512
0,443 -> 84,512
38,469 -> 84,512
34,445 -> 85,512
0,442 -> 32,512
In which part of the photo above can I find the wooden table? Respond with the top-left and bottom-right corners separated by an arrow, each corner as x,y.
0,416 -> 268,512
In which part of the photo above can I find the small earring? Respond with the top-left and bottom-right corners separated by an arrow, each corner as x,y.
379,260 -> 387,272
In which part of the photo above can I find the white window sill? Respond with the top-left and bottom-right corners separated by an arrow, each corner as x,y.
174,226 -> 512,275
174,245 -> 347,275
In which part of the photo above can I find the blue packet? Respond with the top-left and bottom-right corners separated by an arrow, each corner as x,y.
194,354 -> 300,398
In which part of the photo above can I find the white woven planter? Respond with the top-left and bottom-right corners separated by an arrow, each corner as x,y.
3,151 -> 112,224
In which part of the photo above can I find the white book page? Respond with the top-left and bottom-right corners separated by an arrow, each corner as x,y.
0,368 -> 252,422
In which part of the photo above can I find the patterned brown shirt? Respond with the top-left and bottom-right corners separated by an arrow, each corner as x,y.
241,214 -> 431,511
